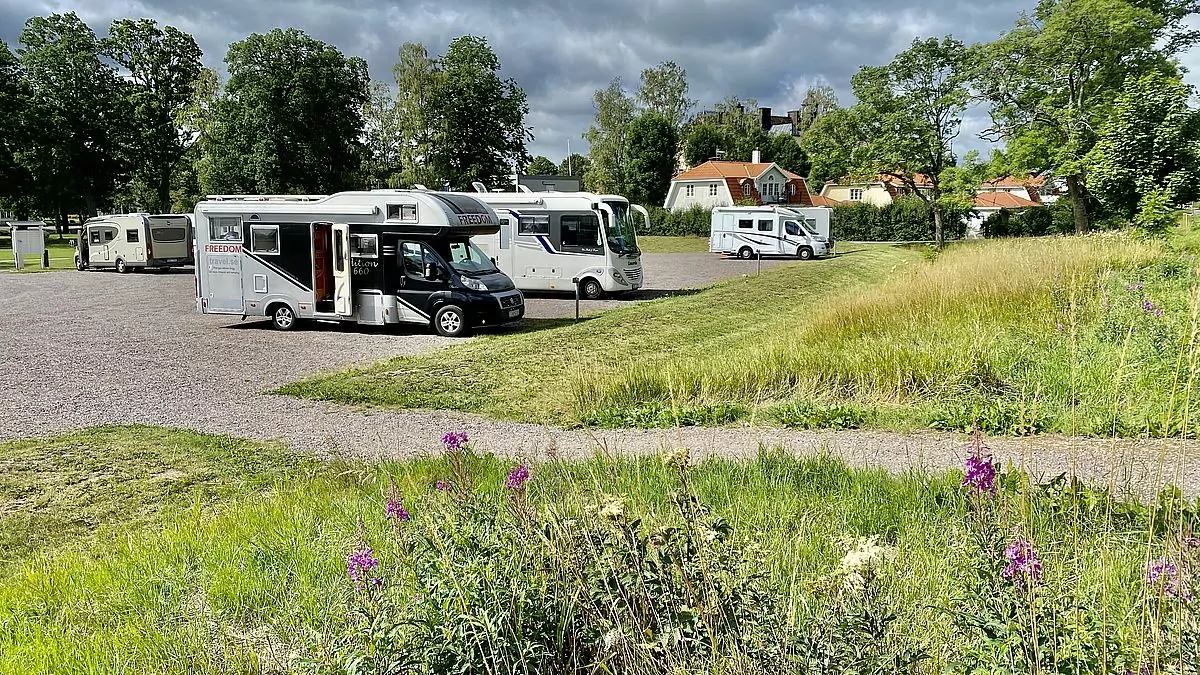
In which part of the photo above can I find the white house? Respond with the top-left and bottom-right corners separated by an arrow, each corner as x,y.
664,151 -> 817,211
965,175 -> 1047,238
818,173 -> 935,206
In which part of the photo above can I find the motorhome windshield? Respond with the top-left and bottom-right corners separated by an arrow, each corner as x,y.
445,238 -> 499,275
602,200 -> 640,255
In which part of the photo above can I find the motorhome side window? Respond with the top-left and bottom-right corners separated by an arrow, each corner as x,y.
386,204 -> 418,221
126,229 -> 139,243
560,214 -> 601,251
785,221 -> 801,236
250,225 -> 279,254
518,215 -> 549,235
400,242 -> 437,279
103,228 -> 115,242
757,220 -> 772,232
737,219 -> 753,229
350,234 -> 378,258
210,216 -> 242,241
89,229 -> 101,244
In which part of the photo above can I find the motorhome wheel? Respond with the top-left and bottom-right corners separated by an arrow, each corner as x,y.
434,305 -> 467,337
580,277 -> 603,300
737,247 -> 754,260
270,304 -> 297,331
797,246 -> 814,260
115,258 -> 128,273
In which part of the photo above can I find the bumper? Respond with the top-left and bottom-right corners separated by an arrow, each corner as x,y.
466,290 -> 525,327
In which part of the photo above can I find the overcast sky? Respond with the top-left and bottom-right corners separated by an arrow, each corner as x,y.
4,0 -> 1199,165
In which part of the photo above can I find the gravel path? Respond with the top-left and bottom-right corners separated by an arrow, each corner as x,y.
3,256 -> 1200,499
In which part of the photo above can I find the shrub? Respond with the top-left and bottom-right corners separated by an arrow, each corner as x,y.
982,206 -> 1055,238
831,196 -> 968,242
644,205 -> 710,237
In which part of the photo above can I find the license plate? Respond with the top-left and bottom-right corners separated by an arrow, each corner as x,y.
508,309 -> 520,318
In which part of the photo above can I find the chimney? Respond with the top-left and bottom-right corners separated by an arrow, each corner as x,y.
751,149 -> 761,164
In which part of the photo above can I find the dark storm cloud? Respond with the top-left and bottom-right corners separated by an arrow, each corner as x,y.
4,0 -> 1196,162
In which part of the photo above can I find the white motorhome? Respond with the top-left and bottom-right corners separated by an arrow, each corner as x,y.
75,213 -> 194,272
192,190 -> 525,336
441,184 -> 647,299
709,206 -> 833,260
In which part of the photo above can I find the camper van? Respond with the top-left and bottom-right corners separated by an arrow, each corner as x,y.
709,206 -> 833,260
75,213 -> 194,272
441,184 -> 647,300
192,190 -> 525,337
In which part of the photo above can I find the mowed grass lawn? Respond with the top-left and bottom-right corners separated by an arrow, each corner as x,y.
1,426 -> 1189,673
0,239 -> 76,272
278,242 -> 923,426
636,235 -> 710,253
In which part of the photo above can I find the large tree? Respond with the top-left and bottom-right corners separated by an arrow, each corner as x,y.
583,77 -> 637,193
1087,71 -> 1200,232
102,18 -> 203,213
850,36 -> 972,247
16,12 -> 128,224
558,153 -> 590,178
636,60 -> 695,129
526,155 -> 558,175
972,0 -> 1170,234
428,35 -> 531,190
392,42 -> 441,189
361,81 -> 405,188
624,112 -> 679,206
798,107 -> 864,192
0,41 -> 30,214
201,28 -> 369,195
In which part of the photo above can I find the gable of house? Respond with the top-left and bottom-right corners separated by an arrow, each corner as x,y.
666,161 -> 813,210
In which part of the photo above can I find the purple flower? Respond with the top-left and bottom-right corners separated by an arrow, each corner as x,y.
505,464 -> 531,490
435,480 -> 452,492
1142,300 -> 1164,317
1002,535 -> 1043,590
442,430 -> 469,453
385,498 -> 410,523
962,449 -> 997,495
1146,556 -> 1191,599
346,547 -> 380,589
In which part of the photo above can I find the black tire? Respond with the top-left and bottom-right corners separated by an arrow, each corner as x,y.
579,277 -> 604,300
115,258 -> 127,273
75,256 -> 85,271
797,246 -> 814,260
737,247 -> 754,260
269,303 -> 297,331
433,304 -> 468,337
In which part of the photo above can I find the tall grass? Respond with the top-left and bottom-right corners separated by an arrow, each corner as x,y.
575,232 -> 1200,437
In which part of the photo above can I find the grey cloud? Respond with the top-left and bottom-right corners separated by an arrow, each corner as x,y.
3,0 -> 1198,163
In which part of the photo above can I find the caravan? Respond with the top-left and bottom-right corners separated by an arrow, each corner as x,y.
445,185 -> 647,300
75,213 -> 194,272
193,190 -> 525,337
709,206 -> 833,260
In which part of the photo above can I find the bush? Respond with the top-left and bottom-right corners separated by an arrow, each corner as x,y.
644,205 -> 710,237
982,206 -> 1057,238
831,196 -> 968,242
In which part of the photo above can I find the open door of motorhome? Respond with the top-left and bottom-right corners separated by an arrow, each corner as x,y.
332,222 -> 353,316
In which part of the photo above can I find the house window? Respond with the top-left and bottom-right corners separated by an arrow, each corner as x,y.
518,214 -> 549,235
709,184 -> 718,196
738,219 -> 753,229
757,220 -> 772,232
250,225 -> 279,254
849,188 -> 864,201
764,181 -> 780,198
125,229 -> 139,243
387,203 -> 418,221
685,185 -> 695,197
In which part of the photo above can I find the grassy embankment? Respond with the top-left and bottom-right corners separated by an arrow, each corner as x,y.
283,229 -> 1200,437
1,425 -> 1194,673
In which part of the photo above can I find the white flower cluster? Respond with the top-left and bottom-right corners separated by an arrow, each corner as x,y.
835,536 -> 896,594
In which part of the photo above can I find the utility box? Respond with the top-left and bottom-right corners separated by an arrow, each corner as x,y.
9,222 -> 48,270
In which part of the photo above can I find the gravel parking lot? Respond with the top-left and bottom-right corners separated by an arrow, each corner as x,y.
3,252 -> 1199,498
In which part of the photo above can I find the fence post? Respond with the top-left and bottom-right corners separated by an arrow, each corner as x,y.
572,277 -> 580,321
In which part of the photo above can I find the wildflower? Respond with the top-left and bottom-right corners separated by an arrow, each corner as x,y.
346,546 -> 379,589
1002,535 -> 1043,590
1142,299 -> 1164,317
599,495 -> 626,521
435,480 -> 452,492
1126,282 -> 1144,292
662,447 -> 690,468
385,498 -> 410,523
441,430 -> 469,453
505,464 -> 530,490
1055,322 -> 1064,333
1146,556 -> 1191,599
962,446 -> 998,495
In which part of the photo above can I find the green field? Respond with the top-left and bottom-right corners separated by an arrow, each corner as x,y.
2,426 -> 1194,674
637,235 -> 710,253
0,239 -> 76,272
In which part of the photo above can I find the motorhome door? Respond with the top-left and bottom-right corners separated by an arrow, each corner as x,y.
332,222 -> 353,316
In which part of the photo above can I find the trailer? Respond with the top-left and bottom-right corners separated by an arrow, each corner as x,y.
439,183 -> 648,300
75,213 -> 194,272
192,190 -> 525,337
709,205 -> 833,260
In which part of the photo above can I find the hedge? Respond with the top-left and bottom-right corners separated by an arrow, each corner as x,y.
829,196 -> 969,242
644,205 -> 711,237
982,200 -> 1076,238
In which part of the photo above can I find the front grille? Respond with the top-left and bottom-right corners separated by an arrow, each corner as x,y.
499,292 -> 523,308
624,268 -> 642,284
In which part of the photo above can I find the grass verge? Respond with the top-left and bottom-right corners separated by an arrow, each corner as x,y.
277,243 -> 922,425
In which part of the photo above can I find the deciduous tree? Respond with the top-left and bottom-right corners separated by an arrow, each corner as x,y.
527,155 -> 558,175
636,60 -> 695,129
682,122 -> 727,167
583,77 -> 636,193
362,81 -> 405,188
624,112 -> 679,206
0,41 -> 30,214
103,18 -> 203,213
799,107 -> 864,192
392,42 -> 441,189
558,153 -> 590,178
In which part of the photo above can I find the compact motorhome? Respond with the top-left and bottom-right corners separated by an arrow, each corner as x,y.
709,206 -> 833,260
442,184 -> 647,299
75,213 -> 194,272
192,190 -> 525,337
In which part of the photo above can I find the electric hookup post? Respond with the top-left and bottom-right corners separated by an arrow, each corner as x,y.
572,277 -> 580,321
10,223 -> 48,270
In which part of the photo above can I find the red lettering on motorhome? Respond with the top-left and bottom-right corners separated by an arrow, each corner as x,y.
205,244 -> 242,253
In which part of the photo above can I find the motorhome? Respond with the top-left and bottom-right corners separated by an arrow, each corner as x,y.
441,183 -> 647,300
75,213 -> 194,272
709,206 -> 833,260
192,190 -> 525,337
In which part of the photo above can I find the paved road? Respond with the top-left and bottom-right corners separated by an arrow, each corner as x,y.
2,255 -> 1199,499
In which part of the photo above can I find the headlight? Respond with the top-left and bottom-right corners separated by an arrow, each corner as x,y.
460,276 -> 487,292
610,267 -> 626,284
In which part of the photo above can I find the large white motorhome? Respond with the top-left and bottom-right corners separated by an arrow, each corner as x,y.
709,205 -> 833,260
74,213 -> 194,272
439,184 -> 647,299
192,190 -> 525,337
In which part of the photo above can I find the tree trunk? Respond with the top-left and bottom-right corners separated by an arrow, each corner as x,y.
932,203 -> 945,249
1066,174 -> 1089,235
